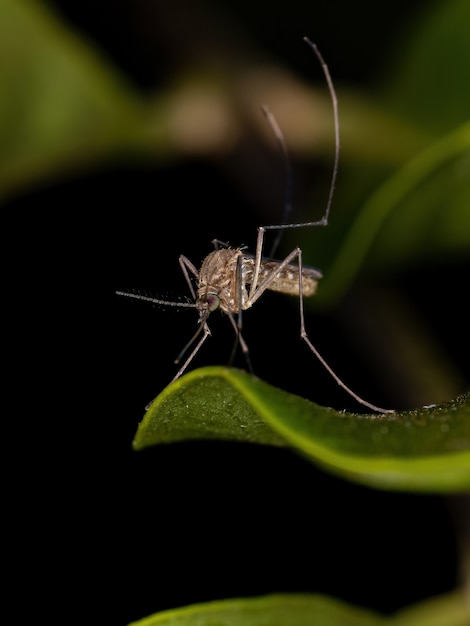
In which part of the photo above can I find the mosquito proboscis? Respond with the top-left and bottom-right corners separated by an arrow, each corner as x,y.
117,37 -> 393,414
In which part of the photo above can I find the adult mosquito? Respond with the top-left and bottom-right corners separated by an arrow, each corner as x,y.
117,37 -> 393,414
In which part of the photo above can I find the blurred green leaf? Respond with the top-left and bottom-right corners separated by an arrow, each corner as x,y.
133,367 -> 470,493
128,594 -> 385,626
318,121 -> 470,305
0,0 -> 146,200
385,0 -> 470,133
127,590 -> 470,626
396,588 -> 470,626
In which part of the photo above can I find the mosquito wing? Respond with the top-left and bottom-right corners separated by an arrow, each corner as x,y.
243,253 -> 322,297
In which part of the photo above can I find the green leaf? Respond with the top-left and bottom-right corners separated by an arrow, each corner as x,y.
395,588 -> 470,626
127,593 -> 386,626
0,0 -> 145,201
385,0 -> 470,133
127,590 -> 470,626
317,121 -> 470,305
133,367 -> 470,493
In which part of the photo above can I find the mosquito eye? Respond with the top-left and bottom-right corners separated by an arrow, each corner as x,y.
206,294 -> 220,312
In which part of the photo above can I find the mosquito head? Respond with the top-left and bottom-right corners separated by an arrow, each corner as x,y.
195,292 -> 221,326
197,293 -> 221,315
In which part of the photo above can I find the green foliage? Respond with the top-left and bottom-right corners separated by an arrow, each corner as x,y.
128,591 -> 470,626
320,121 -> 470,304
0,0 -> 146,200
135,367 -> 470,493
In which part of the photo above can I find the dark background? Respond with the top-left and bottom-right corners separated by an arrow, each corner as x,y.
7,1 -> 466,625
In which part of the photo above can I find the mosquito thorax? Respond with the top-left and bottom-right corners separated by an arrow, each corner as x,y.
199,248 -> 241,283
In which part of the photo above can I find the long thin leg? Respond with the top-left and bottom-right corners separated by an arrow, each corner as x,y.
253,43 -> 391,413
248,227 -> 265,300
226,312 -> 253,373
229,254 -> 244,364
248,227 -> 306,305
247,229 -> 393,413
145,323 -> 211,409
140,254 -> 212,409
260,106 -> 293,258
172,324 -> 211,381
179,255 -> 199,300
262,38 -> 339,236
172,255 -> 213,371
295,247 -> 393,414
227,255 -> 254,372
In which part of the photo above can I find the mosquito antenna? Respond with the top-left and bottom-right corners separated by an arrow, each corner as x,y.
116,289 -> 209,365
260,105 -> 293,258
116,290 -> 197,309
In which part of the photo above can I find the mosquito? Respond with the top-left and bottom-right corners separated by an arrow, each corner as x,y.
117,37 -> 393,414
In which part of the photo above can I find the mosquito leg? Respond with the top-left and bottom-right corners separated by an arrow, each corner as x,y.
167,255 -> 214,379
226,312 -> 253,373
235,253 -> 244,349
247,230 -> 305,307
227,256 -> 254,373
227,255 -> 243,365
260,106 -> 293,258
179,255 -> 199,300
248,226 -> 266,300
172,323 -> 211,381
144,322 -> 211,409
294,248 -> 394,414
260,38 -> 339,246
248,238 -> 392,412
303,37 -> 339,228
212,239 -> 230,249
